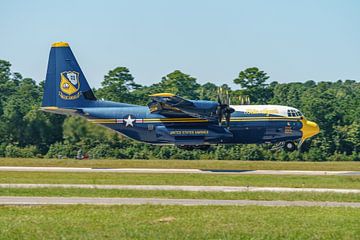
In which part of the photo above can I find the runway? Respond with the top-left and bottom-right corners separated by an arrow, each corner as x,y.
0,166 -> 359,176
0,196 -> 359,207
1,183 -> 359,194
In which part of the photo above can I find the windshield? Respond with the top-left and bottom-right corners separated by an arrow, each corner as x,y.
287,109 -> 303,117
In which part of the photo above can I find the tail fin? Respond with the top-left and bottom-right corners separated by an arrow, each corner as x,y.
42,42 -> 96,109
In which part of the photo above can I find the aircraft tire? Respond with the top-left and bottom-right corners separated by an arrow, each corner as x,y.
284,141 -> 297,152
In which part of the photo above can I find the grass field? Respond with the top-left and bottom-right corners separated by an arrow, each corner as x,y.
1,171 -> 359,189
1,158 -> 359,239
1,187 -> 360,202
0,158 -> 359,171
0,205 -> 359,240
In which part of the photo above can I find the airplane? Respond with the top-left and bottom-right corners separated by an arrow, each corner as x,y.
41,42 -> 320,151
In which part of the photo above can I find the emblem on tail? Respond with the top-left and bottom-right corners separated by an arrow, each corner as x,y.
59,71 -> 81,100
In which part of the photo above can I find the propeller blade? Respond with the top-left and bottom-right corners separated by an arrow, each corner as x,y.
215,87 -> 234,128
225,110 -> 231,128
216,105 -> 222,126
225,90 -> 229,105
217,87 -> 222,104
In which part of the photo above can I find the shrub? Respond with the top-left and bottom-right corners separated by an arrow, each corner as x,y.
87,144 -> 115,159
4,144 -> 38,158
46,142 -> 77,158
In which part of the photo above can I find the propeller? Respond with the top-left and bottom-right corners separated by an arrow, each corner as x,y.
216,88 -> 234,128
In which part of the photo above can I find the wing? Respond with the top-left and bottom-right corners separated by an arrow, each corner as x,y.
148,93 -> 219,120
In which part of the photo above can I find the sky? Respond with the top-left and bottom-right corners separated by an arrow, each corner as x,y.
0,0 -> 359,89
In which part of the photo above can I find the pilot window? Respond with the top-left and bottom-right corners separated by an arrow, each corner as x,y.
288,110 -> 303,117
287,109 -> 296,117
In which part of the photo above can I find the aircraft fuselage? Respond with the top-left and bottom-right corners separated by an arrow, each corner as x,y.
78,104 -> 308,146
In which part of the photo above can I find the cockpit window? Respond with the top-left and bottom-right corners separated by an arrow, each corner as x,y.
288,109 -> 303,117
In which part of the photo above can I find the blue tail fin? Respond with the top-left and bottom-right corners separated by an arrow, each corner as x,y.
42,42 -> 96,109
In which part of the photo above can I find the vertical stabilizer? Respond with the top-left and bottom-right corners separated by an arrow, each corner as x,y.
42,42 -> 96,109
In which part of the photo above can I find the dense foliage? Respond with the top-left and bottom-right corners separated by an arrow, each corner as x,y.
0,60 -> 359,161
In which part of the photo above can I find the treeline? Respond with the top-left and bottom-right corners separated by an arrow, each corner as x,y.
0,60 -> 359,161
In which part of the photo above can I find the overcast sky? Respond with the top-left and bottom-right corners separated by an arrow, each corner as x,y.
1,0 -> 359,88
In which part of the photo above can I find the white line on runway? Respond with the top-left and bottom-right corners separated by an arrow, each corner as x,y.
1,183 -> 359,194
0,196 -> 359,207
0,166 -> 358,176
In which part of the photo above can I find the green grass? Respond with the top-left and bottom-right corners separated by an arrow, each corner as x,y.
1,171 -> 359,189
1,158 -> 359,171
0,205 -> 359,239
1,159 -> 358,239
1,187 -> 359,202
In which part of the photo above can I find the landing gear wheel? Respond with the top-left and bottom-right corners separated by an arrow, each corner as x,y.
284,141 -> 297,152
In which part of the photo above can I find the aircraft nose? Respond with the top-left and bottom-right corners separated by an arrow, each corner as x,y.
301,119 -> 320,141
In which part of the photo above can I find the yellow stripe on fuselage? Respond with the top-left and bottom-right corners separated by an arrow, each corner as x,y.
230,119 -> 298,122
87,119 -> 117,124
87,116 -> 300,124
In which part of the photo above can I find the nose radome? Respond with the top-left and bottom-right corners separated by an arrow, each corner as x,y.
301,119 -> 320,141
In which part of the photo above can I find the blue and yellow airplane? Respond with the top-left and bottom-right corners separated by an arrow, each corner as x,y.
41,42 -> 320,151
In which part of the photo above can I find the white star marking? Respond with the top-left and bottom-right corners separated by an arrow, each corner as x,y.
124,115 -> 135,127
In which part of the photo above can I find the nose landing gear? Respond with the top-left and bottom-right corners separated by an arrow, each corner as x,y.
284,141 -> 297,152
271,141 -> 298,152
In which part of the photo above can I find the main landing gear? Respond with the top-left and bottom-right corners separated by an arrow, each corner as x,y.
271,141 -> 298,152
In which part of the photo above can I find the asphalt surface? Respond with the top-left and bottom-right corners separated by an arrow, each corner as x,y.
0,196 -> 359,207
0,166 -> 359,176
1,183 -> 359,194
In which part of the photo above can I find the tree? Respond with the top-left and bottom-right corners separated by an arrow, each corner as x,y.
96,67 -> 140,102
233,67 -> 271,104
1,78 -> 41,145
23,110 -> 64,154
0,60 -> 12,84
150,70 -> 200,99
0,60 -> 19,115
198,82 -> 218,101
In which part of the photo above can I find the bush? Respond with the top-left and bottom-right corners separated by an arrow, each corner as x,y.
302,148 -> 327,161
4,144 -> 38,158
239,145 -> 265,160
0,144 -> 6,157
46,142 -> 78,158
87,144 -> 115,159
